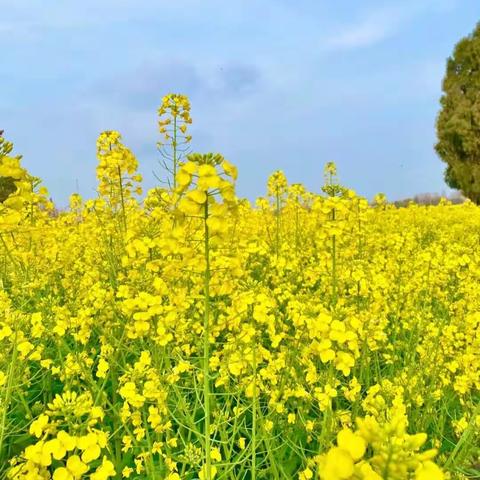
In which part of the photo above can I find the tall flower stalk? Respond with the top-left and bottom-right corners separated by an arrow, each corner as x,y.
157,94 -> 192,190
96,130 -> 142,233
267,170 -> 287,257
175,152 -> 237,480
322,162 -> 345,308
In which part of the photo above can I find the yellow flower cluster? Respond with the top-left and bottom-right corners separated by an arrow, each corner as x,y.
0,133 -> 50,227
8,427 -> 114,480
96,130 -> 142,207
301,396 -> 444,480
267,169 -> 288,197
158,93 -> 192,142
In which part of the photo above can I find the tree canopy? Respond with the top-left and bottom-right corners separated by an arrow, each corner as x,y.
436,22 -> 480,203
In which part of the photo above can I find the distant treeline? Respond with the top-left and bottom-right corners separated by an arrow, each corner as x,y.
392,192 -> 465,207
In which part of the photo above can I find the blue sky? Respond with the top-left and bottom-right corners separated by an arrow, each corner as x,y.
1,0 -> 478,205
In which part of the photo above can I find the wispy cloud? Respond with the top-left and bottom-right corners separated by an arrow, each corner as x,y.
325,10 -> 401,50
87,60 -> 262,112
323,1 -> 454,51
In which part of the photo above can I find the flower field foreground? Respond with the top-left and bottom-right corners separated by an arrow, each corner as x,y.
0,102 -> 479,480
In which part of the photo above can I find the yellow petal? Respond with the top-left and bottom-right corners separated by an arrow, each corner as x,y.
53,467 -> 73,480
337,429 -> 366,461
416,461 -> 444,480
81,444 -> 101,463
67,455 -> 89,476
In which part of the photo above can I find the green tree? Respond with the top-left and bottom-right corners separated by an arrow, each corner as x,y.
0,130 -> 18,203
435,22 -> 480,203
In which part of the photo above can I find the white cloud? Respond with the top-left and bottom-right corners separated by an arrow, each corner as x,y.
326,12 -> 396,50
323,0 -> 456,52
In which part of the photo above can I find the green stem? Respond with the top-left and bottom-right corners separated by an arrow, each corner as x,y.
444,401 -> 480,469
331,206 -> 337,307
173,114 -> 178,190
203,198 -> 212,480
252,339 -> 257,480
275,191 -> 280,257
295,201 -> 300,254
383,444 -> 393,480
116,165 -> 127,232
0,232 -> 20,271
0,331 -> 17,464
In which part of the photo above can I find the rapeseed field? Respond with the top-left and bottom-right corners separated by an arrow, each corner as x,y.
0,96 -> 478,479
